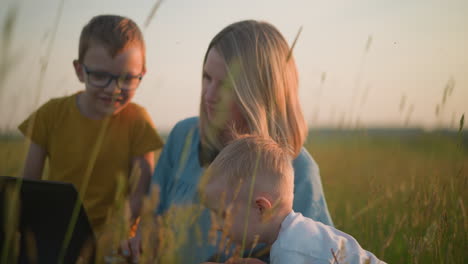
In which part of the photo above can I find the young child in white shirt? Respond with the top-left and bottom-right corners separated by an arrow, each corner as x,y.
200,134 -> 386,264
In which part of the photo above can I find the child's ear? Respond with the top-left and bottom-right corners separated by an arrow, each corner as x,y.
255,197 -> 272,215
73,60 -> 85,83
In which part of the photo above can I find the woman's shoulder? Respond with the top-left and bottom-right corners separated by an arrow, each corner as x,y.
293,147 -> 318,170
165,116 -> 200,148
173,117 -> 200,131
157,117 -> 201,174
168,117 -> 199,137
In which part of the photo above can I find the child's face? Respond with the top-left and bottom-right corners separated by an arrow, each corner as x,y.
74,42 -> 145,117
203,179 -> 262,248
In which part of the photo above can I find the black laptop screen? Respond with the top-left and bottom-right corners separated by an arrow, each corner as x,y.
0,176 -> 95,264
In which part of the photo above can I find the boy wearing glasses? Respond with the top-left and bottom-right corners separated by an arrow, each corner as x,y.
18,15 -> 163,234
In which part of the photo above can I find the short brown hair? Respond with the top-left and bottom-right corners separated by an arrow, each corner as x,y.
207,134 -> 294,206
78,15 -> 146,71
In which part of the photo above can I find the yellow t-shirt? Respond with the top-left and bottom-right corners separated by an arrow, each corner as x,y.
19,92 -> 163,233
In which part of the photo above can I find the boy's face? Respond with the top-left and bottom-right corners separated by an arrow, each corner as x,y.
203,177 -> 262,248
74,42 -> 145,117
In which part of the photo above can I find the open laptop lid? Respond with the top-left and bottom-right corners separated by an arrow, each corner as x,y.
0,176 -> 96,264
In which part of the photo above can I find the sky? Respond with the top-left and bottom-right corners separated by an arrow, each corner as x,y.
0,0 -> 467,133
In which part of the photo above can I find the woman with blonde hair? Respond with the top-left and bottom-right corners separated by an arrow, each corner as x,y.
123,20 -> 333,263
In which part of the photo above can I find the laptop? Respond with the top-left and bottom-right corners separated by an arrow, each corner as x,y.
0,176 -> 96,264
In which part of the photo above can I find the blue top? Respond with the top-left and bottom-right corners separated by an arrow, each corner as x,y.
152,117 -> 333,263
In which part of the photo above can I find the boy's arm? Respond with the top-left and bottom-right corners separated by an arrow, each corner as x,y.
129,151 -> 155,221
22,142 -> 47,179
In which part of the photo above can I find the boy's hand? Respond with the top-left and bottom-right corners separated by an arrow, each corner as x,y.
120,232 -> 141,264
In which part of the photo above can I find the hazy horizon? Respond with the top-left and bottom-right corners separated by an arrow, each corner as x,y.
1,0 -> 467,133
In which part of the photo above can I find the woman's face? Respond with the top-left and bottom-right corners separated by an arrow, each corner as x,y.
202,48 -> 245,130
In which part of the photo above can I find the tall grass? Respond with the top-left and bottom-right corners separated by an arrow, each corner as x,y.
308,130 -> 467,263
58,117 -> 111,264
0,5 -> 22,263
2,131 -> 466,263
1,1 -> 467,263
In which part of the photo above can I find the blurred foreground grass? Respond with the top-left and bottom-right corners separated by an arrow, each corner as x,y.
1,130 -> 467,263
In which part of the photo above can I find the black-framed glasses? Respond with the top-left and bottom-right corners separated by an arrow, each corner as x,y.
82,64 -> 143,91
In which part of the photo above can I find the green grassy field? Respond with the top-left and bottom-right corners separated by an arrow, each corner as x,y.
1,131 -> 467,263
307,130 -> 467,263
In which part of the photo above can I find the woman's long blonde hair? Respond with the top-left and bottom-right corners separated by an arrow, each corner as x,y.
199,20 -> 307,164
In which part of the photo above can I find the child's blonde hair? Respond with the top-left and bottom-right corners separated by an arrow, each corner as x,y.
207,134 -> 294,207
199,20 -> 307,163
78,14 -> 146,71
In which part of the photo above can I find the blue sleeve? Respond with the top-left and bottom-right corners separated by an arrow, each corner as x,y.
152,121 -> 185,215
292,148 -> 333,226
152,130 -> 173,215
151,118 -> 199,215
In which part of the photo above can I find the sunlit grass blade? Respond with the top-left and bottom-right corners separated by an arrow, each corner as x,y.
1,183 -> 20,263
286,26 -> 302,62
0,3 -> 19,93
144,0 -> 164,29
57,116 -> 111,264
240,150 -> 261,257
459,114 -> 464,133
